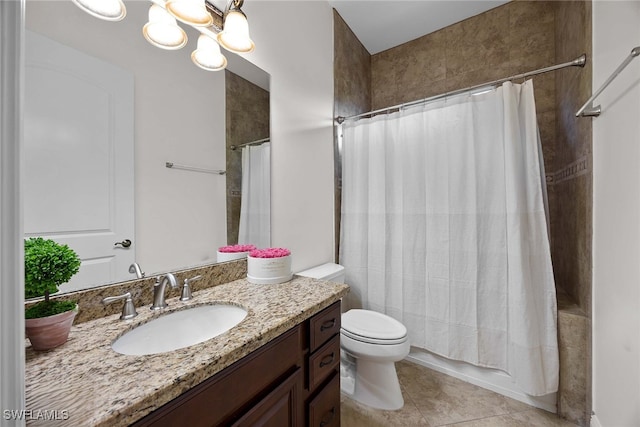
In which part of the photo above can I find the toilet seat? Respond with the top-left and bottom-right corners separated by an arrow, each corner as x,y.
341,328 -> 407,345
341,309 -> 407,345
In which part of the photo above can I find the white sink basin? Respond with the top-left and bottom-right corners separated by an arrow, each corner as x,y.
111,304 -> 248,356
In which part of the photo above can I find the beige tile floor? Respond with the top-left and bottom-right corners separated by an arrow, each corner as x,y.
341,360 -> 578,427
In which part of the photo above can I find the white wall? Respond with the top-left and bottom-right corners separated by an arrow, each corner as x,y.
241,1 -> 336,272
592,1 -> 640,426
26,0 -> 336,276
25,1 -> 227,275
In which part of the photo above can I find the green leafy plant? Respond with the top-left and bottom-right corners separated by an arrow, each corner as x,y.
24,237 -> 81,319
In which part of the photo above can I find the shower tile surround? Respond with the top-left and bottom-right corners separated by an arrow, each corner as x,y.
334,1 -> 592,425
552,1 -> 592,424
333,9 -> 371,261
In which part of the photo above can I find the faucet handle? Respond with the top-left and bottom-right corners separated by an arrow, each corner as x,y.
102,292 -> 138,320
180,275 -> 202,301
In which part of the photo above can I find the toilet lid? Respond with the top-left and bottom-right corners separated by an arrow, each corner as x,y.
341,310 -> 407,342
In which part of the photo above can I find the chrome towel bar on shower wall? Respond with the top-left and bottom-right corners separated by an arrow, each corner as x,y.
576,46 -> 640,118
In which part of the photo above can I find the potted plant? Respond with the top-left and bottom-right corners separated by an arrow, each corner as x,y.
24,237 -> 81,351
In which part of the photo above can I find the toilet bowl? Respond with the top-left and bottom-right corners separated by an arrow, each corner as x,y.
340,309 -> 410,410
296,263 -> 410,411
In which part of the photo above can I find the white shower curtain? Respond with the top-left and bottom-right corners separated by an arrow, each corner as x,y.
238,143 -> 270,248
339,81 -> 558,396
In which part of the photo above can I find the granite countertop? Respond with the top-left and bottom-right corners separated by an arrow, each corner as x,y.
25,276 -> 349,426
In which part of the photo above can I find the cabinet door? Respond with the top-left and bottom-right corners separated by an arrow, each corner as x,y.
232,368 -> 303,427
131,326 -> 302,427
308,373 -> 340,427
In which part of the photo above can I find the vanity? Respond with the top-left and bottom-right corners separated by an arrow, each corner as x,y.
25,274 -> 348,426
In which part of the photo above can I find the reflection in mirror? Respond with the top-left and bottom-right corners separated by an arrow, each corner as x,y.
24,0 -> 269,295
225,70 -> 270,249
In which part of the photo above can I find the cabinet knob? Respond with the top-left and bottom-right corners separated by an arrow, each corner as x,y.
319,407 -> 335,427
320,318 -> 336,331
319,352 -> 335,368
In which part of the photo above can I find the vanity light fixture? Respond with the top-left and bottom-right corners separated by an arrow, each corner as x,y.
71,0 -> 254,71
217,0 -> 254,53
71,0 -> 126,21
191,34 -> 228,71
143,4 -> 188,50
165,0 -> 213,27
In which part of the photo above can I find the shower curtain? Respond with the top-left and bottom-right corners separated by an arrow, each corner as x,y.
339,81 -> 558,396
238,142 -> 270,248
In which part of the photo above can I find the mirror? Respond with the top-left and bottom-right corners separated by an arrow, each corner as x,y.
24,0 -> 270,294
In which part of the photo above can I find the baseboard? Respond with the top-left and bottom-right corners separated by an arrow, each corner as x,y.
406,347 -> 557,413
590,414 -> 602,427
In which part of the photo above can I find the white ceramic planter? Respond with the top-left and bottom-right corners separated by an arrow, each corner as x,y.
247,255 -> 292,284
217,250 -> 250,262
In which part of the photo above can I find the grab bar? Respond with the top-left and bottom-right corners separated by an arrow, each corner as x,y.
576,46 -> 640,117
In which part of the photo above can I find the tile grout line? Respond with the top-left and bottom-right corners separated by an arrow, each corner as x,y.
398,382 -> 432,426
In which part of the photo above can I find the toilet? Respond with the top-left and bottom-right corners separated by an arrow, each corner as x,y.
297,263 -> 410,411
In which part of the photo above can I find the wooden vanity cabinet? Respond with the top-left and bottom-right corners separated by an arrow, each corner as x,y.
131,301 -> 342,427
304,301 -> 341,427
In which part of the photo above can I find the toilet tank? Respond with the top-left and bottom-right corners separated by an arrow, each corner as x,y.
297,263 -> 345,283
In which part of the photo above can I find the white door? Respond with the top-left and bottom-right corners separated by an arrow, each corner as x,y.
24,30 -> 135,292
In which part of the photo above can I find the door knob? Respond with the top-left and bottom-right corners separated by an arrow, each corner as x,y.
114,239 -> 132,248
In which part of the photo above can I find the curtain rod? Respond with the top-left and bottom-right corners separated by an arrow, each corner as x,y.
336,54 -> 587,124
230,137 -> 270,151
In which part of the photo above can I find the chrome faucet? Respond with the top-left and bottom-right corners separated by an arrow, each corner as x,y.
129,262 -> 145,279
150,273 -> 178,310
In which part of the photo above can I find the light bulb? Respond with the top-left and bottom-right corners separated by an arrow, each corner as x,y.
143,5 -> 188,50
191,34 -> 227,71
217,10 -> 254,53
71,0 -> 126,21
165,0 -> 213,27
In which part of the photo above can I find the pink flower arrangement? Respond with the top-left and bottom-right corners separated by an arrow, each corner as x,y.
249,247 -> 291,258
218,244 -> 256,253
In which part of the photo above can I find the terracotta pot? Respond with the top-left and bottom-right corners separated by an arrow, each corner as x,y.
25,308 -> 77,351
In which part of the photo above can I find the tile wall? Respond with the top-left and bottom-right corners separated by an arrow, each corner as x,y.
553,0 -> 593,318
370,1 -> 557,175
333,9 -> 371,259
553,1 -> 592,424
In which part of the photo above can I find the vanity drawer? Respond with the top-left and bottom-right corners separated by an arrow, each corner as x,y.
309,301 -> 341,352
308,335 -> 340,390
308,373 -> 340,427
